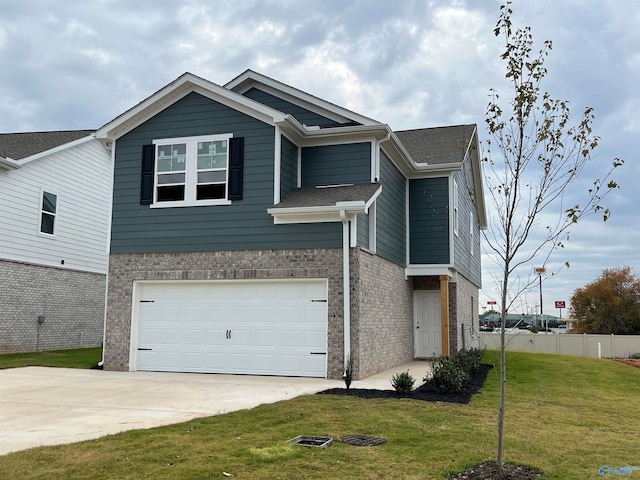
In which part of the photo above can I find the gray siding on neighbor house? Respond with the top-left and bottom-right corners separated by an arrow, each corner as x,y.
452,160 -> 482,287
376,152 -> 406,266
110,92 -> 342,253
409,176 -> 450,265
280,135 -> 298,198
243,87 -> 339,127
301,142 -> 371,187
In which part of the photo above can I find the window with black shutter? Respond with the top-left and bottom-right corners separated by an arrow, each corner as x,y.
141,134 -> 243,207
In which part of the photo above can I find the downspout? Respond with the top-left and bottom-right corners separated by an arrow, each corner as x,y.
98,138 -> 116,368
340,209 -> 351,377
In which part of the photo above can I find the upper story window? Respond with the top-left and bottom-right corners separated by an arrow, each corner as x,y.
152,134 -> 233,207
40,190 -> 57,236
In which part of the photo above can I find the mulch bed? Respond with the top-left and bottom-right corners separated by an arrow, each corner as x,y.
319,364 -> 544,479
446,461 -> 542,479
615,358 -> 640,369
318,363 -> 494,404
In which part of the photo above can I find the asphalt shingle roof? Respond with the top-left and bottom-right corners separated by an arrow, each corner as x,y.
273,183 -> 382,209
0,130 -> 95,160
395,124 -> 476,165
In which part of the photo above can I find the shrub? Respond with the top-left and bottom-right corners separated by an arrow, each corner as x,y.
455,348 -> 483,373
391,370 -> 415,394
343,353 -> 354,389
427,356 -> 470,394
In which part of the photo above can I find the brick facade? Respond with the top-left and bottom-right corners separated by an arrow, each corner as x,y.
351,248 -> 414,378
104,249 -> 479,380
105,248 -> 420,380
452,273 -> 480,351
0,259 -> 106,354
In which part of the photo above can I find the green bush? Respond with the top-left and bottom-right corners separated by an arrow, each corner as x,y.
454,348 -> 483,373
427,356 -> 470,394
426,348 -> 484,394
391,370 -> 415,394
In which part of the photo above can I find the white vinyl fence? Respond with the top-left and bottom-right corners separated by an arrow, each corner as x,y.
480,332 -> 640,359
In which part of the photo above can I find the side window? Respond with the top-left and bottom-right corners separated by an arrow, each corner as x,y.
453,179 -> 459,236
40,191 -> 57,235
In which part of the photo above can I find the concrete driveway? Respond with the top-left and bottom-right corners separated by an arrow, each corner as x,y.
0,361 -> 427,455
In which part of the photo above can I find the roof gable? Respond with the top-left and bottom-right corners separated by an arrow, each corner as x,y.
225,69 -> 381,127
96,72 -> 288,141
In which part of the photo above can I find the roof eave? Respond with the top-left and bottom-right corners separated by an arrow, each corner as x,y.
468,127 -> 488,229
16,134 -> 97,166
0,157 -> 20,170
278,117 -> 392,146
267,185 -> 382,225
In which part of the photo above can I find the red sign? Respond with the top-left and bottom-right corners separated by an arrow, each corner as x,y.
555,301 -> 566,308
487,301 -> 497,305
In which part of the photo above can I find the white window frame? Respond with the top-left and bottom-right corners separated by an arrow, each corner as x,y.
151,133 -> 233,208
453,179 -> 459,236
38,189 -> 58,237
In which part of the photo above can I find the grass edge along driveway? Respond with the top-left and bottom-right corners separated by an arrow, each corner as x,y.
0,350 -> 639,479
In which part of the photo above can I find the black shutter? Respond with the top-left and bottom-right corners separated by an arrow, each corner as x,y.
140,144 -> 155,205
228,137 -> 244,201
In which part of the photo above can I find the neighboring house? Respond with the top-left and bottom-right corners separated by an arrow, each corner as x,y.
0,131 -> 111,353
96,70 -> 487,380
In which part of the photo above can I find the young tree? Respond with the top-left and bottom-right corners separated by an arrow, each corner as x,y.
483,2 -> 623,470
571,267 -> 640,335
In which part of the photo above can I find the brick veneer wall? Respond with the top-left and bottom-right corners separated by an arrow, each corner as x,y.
452,273 -> 480,351
104,249 -> 347,378
104,248 -> 420,380
351,248 -> 414,378
0,259 -> 105,354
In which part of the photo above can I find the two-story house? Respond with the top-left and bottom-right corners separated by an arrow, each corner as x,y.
96,70 -> 486,380
0,131 -> 111,353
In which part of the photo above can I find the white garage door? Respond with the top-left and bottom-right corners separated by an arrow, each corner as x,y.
133,280 -> 328,377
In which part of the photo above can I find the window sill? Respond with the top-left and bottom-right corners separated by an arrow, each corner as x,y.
150,199 -> 232,208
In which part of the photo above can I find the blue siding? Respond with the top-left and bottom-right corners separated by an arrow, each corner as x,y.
376,152 -> 406,266
357,214 -> 369,248
110,92 -> 342,253
409,177 -> 450,264
452,159 -> 482,287
301,143 -> 371,187
280,135 -> 298,198
243,87 -> 340,127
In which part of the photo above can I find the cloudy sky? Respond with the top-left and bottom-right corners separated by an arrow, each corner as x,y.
1,0 -> 637,317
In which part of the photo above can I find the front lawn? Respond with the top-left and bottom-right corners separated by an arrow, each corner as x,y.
0,347 -> 102,370
1,350 -> 638,479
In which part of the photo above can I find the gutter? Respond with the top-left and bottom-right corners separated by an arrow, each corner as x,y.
0,156 -> 21,170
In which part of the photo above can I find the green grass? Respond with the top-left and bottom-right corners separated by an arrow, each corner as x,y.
0,347 -> 102,370
1,351 -> 639,479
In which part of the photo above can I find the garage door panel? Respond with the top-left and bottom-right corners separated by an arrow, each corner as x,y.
136,280 -> 328,377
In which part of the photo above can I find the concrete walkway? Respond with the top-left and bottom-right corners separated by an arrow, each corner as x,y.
0,360 -> 429,455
